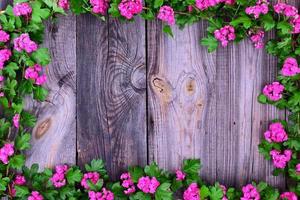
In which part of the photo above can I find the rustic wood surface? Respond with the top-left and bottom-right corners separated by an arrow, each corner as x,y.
2,0 -> 299,190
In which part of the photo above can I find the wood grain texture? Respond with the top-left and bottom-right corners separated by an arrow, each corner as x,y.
77,16 -> 147,179
25,15 -> 77,169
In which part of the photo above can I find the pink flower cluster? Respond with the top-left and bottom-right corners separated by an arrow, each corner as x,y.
13,114 -> 20,129
270,149 -> 292,169
281,57 -> 300,77
263,82 -> 284,101
14,33 -> 38,53
90,0 -> 109,15
157,6 -> 175,26
58,0 -> 70,10
13,2 -> 32,17
0,49 -> 12,70
175,170 -> 186,181
264,122 -> 288,143
88,188 -> 114,200
274,3 -> 300,34
50,165 -> 68,188
11,175 -> 26,197
250,30 -> 264,49
0,29 -> 10,43
81,172 -> 100,190
214,25 -> 236,47
280,192 -> 298,200
137,176 -> 160,194
241,184 -> 260,200
274,3 -> 298,17
25,64 -> 47,85
118,0 -> 143,19
220,185 -> 228,200
28,191 -> 44,200
296,163 -> 300,173
245,0 -> 269,19
195,0 -> 235,11
120,172 -> 136,195
183,183 -> 200,200
0,144 -> 14,164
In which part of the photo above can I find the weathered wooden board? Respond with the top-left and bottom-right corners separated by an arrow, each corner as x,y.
25,16 -> 77,169
76,16 -> 147,179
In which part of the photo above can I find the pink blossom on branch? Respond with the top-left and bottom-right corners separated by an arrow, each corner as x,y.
214,25 -> 236,47
88,188 -> 114,200
183,183 -> 200,200
58,0 -> 70,10
90,0 -> 110,15
241,184 -> 260,200
0,30 -> 10,43
281,57 -> 300,76
13,2 -> 32,17
296,163 -> 300,173
280,192 -> 298,200
262,82 -> 284,101
274,3 -> 298,17
81,172 -> 100,190
195,0 -> 235,11
270,149 -> 292,169
137,176 -> 160,194
157,6 -> 175,26
120,172 -> 136,195
118,0 -> 143,19
28,191 -> 44,200
245,0 -> 269,19
14,33 -> 38,53
0,49 -> 12,69
175,170 -> 186,181
50,165 -> 68,188
13,114 -> 20,129
264,122 -> 288,143
0,143 -> 14,164
249,30 -> 264,49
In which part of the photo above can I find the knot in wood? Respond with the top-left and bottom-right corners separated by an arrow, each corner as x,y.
35,118 -> 51,139
131,65 -> 146,90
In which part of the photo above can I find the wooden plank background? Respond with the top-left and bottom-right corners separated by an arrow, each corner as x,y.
2,0 -> 300,190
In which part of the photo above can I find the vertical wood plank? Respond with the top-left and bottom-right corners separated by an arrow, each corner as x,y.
25,15 -> 77,169
77,16 -> 147,179
147,21 -> 219,183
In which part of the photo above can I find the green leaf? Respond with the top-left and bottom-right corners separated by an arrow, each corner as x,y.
277,21 -> 292,35
70,0 -> 86,15
128,166 -> 144,183
163,25 -> 173,38
144,162 -> 161,177
3,62 -> 19,78
31,48 -> 51,66
209,185 -> 223,200
258,94 -> 267,104
155,183 -> 173,200
66,168 -> 83,185
154,0 -> 164,8
33,86 -> 48,101
15,185 -> 29,197
183,159 -> 201,175
31,1 -> 50,23
15,133 -> 31,150
85,159 -> 107,175
200,185 -> 210,199
201,36 -> 218,53
230,16 -> 252,29
9,155 -> 25,170
260,14 -> 275,31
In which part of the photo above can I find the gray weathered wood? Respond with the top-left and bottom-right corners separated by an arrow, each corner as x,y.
77,16 -> 147,179
25,15 -> 77,169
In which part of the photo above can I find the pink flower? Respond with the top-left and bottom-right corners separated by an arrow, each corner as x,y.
220,185 -> 228,200
214,25 -> 235,47
13,114 -> 20,129
118,0 -> 143,19
0,30 -> 10,43
280,192 -> 298,200
291,15 -> 300,34
263,82 -> 284,101
249,30 -> 264,49
0,144 -> 14,164
13,3 -> 32,17
241,184 -> 260,200
35,74 -> 47,85
296,163 -> 300,173
245,0 -> 269,19
14,33 -> 38,53
195,0 -> 235,11
81,172 -> 100,190
274,3 -> 298,17
281,57 -> 300,76
50,165 -> 68,188
120,172 -> 136,195
28,191 -> 44,200
88,188 -> 114,200
137,176 -> 160,194
25,68 -> 39,80
264,122 -> 288,143
157,6 -> 175,26
11,175 -> 26,197
0,49 -> 12,69
58,0 -> 70,10
175,170 -> 186,181
270,149 -> 292,169
183,183 -> 200,200
90,0 -> 110,15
